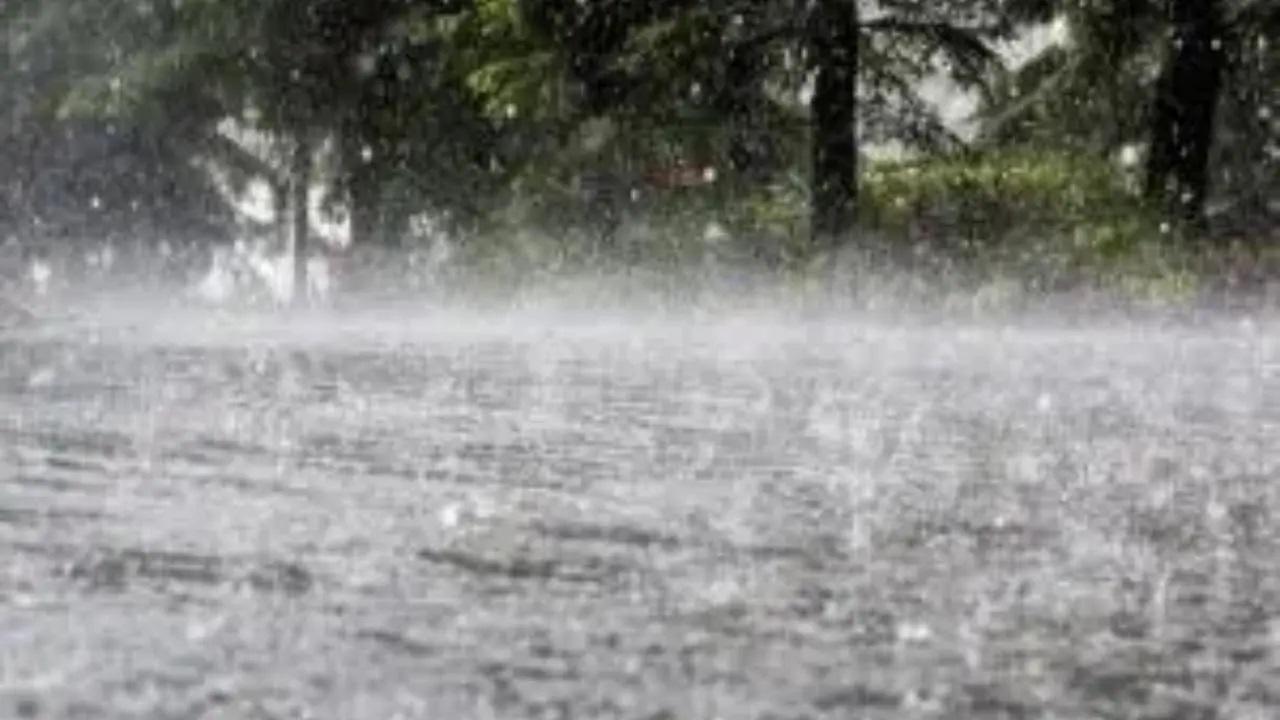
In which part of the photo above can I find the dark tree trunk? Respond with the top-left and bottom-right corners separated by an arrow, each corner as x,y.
1144,0 -> 1226,228
348,168 -> 379,248
720,41 -> 773,182
152,0 -> 176,33
341,121 -> 380,248
290,136 -> 312,307
809,0 -> 859,250
273,179 -> 289,250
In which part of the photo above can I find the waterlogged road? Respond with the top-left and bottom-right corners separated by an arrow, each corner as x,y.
3,304 -> 1280,719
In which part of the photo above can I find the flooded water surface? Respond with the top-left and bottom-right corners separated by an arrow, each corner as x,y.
3,303 -> 1280,719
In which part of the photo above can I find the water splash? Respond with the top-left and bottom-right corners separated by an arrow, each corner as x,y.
2,291 -> 1278,719
189,240 -> 333,307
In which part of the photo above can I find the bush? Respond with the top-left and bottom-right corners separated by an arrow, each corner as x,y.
854,149 -> 1187,293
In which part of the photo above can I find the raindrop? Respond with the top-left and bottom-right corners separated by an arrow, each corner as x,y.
27,366 -> 55,387
896,621 -> 933,643
30,258 -> 51,295
1119,144 -> 1140,167
438,502 -> 464,529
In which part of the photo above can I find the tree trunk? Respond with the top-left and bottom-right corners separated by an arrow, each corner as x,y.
1144,0 -> 1225,229
809,0 -> 859,251
348,165 -> 379,248
720,42 -> 770,182
273,179 -> 289,250
290,136 -> 312,307
341,112 -> 380,248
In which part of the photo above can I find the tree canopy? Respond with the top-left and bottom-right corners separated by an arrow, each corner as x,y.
2,0 -> 1275,276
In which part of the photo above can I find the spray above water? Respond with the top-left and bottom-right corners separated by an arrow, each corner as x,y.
189,239 -> 333,308
2,275 -> 1278,719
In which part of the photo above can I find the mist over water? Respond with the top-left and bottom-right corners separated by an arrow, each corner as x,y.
3,283 -> 1280,719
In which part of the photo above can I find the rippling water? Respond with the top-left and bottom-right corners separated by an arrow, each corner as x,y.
3,301 -> 1280,719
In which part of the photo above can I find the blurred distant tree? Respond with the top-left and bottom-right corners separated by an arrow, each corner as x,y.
979,0 -> 1162,154
1211,1 -> 1280,234
7,0 -> 1270,276
809,0 -> 860,251
43,0 -> 500,253
459,0 -> 1022,253
1152,0 -> 1280,232
980,0 -> 1279,232
803,0 -> 1040,248
0,0 -> 236,251
1144,0 -> 1226,227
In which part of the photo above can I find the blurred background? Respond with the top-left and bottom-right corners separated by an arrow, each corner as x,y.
1,0 -> 1277,304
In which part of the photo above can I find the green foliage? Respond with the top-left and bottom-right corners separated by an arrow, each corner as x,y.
979,0 -> 1280,231
862,149 -> 1143,237
979,2 -> 1166,152
856,149 -> 1173,289
2,0 -> 1275,303
448,0 -> 565,123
